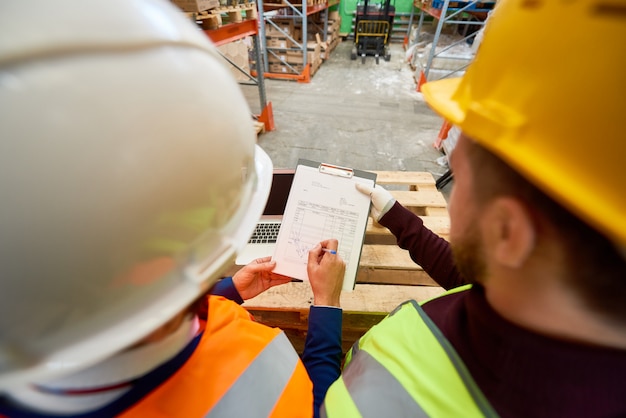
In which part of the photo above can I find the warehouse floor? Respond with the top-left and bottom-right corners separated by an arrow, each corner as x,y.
241,40 -> 453,198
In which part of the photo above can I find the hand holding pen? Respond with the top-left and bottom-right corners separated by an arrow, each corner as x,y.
307,239 -> 345,307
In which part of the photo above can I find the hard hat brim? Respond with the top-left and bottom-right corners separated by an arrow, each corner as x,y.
232,145 -> 274,253
421,77 -> 464,125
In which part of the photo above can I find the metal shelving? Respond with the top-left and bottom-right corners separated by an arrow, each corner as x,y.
407,0 -> 492,91
204,18 -> 275,131
258,0 -> 339,82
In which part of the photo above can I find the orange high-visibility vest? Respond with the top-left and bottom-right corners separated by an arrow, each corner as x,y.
118,295 -> 313,417
0,296 -> 313,417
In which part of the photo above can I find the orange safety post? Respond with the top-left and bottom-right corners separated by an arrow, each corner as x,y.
433,120 -> 452,150
258,102 -> 275,132
297,64 -> 311,84
416,70 -> 428,92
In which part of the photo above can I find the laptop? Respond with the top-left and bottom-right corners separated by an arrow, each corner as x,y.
235,169 -> 295,265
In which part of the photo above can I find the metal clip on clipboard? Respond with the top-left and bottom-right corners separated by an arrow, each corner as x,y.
319,163 -> 354,178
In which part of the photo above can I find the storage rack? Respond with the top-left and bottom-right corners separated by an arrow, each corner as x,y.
406,0 -> 492,91
204,18 -> 275,131
258,0 -> 339,83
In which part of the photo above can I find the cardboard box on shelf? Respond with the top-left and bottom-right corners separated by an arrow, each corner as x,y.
217,39 -> 250,82
266,37 -> 292,49
267,50 -> 289,64
284,49 -> 319,65
269,63 -> 303,74
285,51 -> 304,64
293,28 -> 303,43
171,0 -> 219,12
329,19 -> 341,33
307,41 -> 321,59
265,20 -> 295,37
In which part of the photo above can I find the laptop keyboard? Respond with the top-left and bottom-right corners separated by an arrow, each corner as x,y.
249,223 -> 281,243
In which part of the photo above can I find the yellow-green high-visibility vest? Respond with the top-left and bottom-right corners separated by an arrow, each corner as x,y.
322,285 -> 498,418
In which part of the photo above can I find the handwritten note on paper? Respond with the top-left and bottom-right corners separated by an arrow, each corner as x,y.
272,160 -> 376,291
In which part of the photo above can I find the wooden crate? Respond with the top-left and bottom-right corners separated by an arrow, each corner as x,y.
241,171 -> 449,354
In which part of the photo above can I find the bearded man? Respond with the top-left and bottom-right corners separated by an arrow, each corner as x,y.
321,0 -> 626,416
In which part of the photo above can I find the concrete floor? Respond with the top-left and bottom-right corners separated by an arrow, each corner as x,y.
241,40 -> 453,199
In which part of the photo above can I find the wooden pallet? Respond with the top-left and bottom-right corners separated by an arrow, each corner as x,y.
246,283 -> 445,353
253,120 -> 265,136
240,171 -> 449,354
190,4 -> 257,30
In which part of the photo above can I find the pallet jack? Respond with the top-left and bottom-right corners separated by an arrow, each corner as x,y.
350,0 -> 395,64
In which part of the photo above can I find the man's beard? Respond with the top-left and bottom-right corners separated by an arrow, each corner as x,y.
451,224 -> 487,284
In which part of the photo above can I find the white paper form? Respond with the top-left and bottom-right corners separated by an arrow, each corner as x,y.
271,160 -> 376,291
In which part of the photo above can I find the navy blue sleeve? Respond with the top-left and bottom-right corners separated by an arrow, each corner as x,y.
209,277 -> 244,305
302,306 -> 343,418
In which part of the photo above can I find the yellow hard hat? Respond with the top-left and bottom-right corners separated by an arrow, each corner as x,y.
422,0 -> 626,247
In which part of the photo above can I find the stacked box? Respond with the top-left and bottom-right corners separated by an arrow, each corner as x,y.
304,12 -> 341,60
217,39 -> 250,82
265,19 -> 294,37
265,19 -> 295,50
267,50 -> 289,64
269,63 -> 304,73
265,16 -> 328,76
267,43 -> 319,65
308,40 -> 323,74
268,38 -> 293,49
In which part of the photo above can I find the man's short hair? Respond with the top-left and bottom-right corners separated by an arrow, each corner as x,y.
464,136 -> 626,324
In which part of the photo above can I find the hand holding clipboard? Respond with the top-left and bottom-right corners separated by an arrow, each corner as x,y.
271,159 -> 376,291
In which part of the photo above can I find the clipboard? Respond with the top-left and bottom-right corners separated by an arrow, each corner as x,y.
271,159 -> 377,291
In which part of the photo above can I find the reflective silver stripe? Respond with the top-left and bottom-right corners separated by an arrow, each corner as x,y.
342,344 -> 428,418
207,332 -> 298,417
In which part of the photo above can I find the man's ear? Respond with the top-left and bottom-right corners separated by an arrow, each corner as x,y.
482,197 -> 536,268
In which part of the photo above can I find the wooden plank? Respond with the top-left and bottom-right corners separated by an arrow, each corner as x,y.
360,244 -> 419,271
225,250 -> 439,286
373,171 -> 436,189
425,207 -> 450,216
243,282 -> 445,353
391,190 -> 448,209
253,120 -> 265,136
243,282 -> 444,315
365,216 -> 449,243
357,267 -> 437,286
358,244 -> 437,285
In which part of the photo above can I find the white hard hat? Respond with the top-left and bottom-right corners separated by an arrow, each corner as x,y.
0,0 -> 272,387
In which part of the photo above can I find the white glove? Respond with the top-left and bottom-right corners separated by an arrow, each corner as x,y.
355,183 -> 396,221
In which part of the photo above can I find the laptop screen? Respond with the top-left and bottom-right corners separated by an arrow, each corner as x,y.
263,171 -> 295,216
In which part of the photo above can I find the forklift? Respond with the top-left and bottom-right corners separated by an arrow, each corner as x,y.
350,0 -> 395,64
